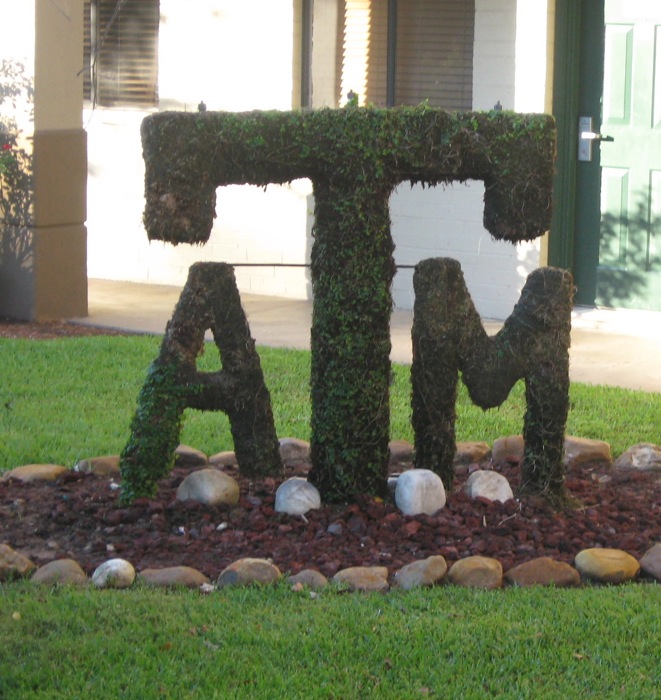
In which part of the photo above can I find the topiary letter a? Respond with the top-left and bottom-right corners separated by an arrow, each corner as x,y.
120,262 -> 282,502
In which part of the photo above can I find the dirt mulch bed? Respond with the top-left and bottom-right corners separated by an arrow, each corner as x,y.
1,458 -> 658,581
1,318 -> 659,580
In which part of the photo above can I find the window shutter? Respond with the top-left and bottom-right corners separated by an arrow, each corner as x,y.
340,0 -> 372,103
94,0 -> 159,107
394,0 -> 474,110
341,0 -> 474,110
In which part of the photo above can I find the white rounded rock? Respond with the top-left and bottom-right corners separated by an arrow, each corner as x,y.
275,477 -> 321,515
395,469 -> 446,516
464,470 -> 514,503
176,468 -> 239,506
92,558 -> 136,589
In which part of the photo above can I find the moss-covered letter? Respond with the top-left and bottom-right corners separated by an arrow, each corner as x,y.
120,262 -> 282,502
412,258 -> 573,504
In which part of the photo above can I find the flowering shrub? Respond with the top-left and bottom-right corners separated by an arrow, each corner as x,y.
0,59 -> 33,224
0,139 -> 15,174
0,122 -> 30,224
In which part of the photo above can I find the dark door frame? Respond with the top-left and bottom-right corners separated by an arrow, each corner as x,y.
549,0 -> 605,307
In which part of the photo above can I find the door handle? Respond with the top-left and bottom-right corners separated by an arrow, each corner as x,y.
578,116 -> 613,161
580,131 -> 614,142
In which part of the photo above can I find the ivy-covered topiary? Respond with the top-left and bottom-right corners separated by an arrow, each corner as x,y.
412,258 -> 573,506
120,263 -> 282,503
141,107 -> 554,246
139,106 -> 556,502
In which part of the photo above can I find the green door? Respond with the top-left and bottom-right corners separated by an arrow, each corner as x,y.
574,0 -> 661,310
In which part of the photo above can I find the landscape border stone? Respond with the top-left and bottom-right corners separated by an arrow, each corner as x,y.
2,436 -> 659,593
3,542 -> 656,594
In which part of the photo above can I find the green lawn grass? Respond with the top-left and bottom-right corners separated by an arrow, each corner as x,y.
1,335 -> 660,471
1,335 -> 659,699
1,582 -> 659,699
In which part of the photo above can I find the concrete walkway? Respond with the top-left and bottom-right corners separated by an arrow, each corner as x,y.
71,278 -> 661,393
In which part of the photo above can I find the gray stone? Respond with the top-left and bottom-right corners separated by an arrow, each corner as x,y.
395,469 -> 446,516
563,436 -> 612,469
288,569 -> 329,590
447,556 -> 503,590
388,439 -> 414,467
75,455 -> 120,476
216,558 -> 281,588
454,441 -> 491,465
333,566 -> 390,592
639,543 -> 661,582
492,435 -> 524,465
393,556 -> 447,590
31,559 -> 87,586
138,566 -> 209,588
175,444 -> 208,467
387,475 -> 399,496
613,443 -> 661,472
208,451 -> 238,468
2,464 -> 68,482
278,437 -> 311,465
575,548 -> 640,584
176,468 -> 239,506
0,544 -> 35,581
274,477 -> 321,515
463,470 -> 513,503
91,558 -> 136,589
504,557 -> 580,588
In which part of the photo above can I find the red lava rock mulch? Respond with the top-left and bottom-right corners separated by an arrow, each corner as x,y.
1,319 -> 659,580
1,460 -> 659,581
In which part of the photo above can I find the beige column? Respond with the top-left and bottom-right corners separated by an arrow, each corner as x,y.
0,0 -> 87,320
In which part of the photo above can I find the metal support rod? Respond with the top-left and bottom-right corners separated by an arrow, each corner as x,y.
221,262 -> 417,269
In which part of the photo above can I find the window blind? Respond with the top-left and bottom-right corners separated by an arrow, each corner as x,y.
395,0 -> 474,109
83,1 -> 92,100
342,0 -> 474,110
84,0 -> 159,108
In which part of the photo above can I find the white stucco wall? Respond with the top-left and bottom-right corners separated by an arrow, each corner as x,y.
390,0 -> 551,319
86,0 -> 314,297
2,3 -> 34,134
86,0 -> 553,320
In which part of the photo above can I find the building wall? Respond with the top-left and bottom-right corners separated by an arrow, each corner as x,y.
86,0 -> 314,299
391,0 -> 552,319
86,0 -> 554,320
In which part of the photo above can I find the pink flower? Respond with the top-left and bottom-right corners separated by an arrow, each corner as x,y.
2,143 -> 11,151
